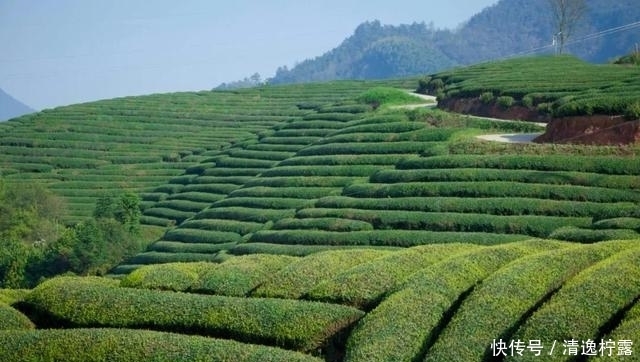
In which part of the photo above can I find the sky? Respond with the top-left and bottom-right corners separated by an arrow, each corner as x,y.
0,0 -> 498,110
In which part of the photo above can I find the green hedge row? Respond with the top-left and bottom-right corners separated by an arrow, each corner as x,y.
0,289 -> 30,305
271,128 -> 336,138
120,262 -> 212,292
202,167 -> 266,177
343,181 -> 640,203
196,254 -> 299,297
279,154 -> 409,166
162,227 -> 242,244
194,207 -> 296,223
272,217 -> 374,232
123,251 -> 227,265
297,142 -> 442,156
0,303 -> 34,330
245,143 -> 306,152
142,208 -> 195,224
179,219 -> 265,235
507,246 -> 640,362
295,208 -> 591,237
315,196 -> 637,218
140,215 -> 174,227
428,240 -> 637,362
370,168 -> 640,189
345,240 -> 565,362
302,112 -> 360,122
182,183 -> 242,194
307,243 -> 480,310
259,136 -> 323,145
213,197 -> 315,210
249,229 -> 530,247
191,175 -> 255,186
252,249 -> 392,299
0,328 -> 323,362
397,154 -> 640,175
592,217 -> 640,231
246,176 -> 366,188
260,165 -> 387,178
548,227 -> 640,243
213,157 -> 278,169
148,241 -> 238,254
228,243 -> 401,257
121,255 -> 298,297
329,122 -> 426,135
166,191 -> 227,203
154,200 -> 212,213
230,186 -> 342,199
226,149 -> 295,161
24,276 -> 365,351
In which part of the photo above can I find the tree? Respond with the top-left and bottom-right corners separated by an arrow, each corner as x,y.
548,0 -> 587,54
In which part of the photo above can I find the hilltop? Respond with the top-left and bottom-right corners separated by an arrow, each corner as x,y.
267,0 -> 640,85
0,88 -> 34,121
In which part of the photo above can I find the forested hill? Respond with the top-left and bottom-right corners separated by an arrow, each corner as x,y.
0,88 -> 34,121
267,0 -> 640,85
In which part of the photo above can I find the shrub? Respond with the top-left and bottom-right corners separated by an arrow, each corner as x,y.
344,240 -> 565,362
213,196 -> 315,210
548,226 -> 639,243
230,186 -> 342,199
295,208 -> 591,237
120,262 -> 212,291
507,247 -> 640,362
260,165 -> 386,178
0,328 -> 323,362
248,229 -> 530,247
497,95 -> 514,109
179,219 -> 265,235
252,249 -> 392,299
0,289 -> 30,305
228,243 -> 400,257
356,87 -> 423,106
480,92 -> 494,104
342,181 -> 640,203
196,254 -> 299,296
163,229 -> 243,244
0,303 -> 34,330
143,208 -> 195,224
193,207 -> 296,223
123,251 -> 226,265
23,276 -> 365,352
307,243 -> 479,309
272,217 -> 374,232
148,241 -> 238,254
592,217 -> 640,231
397,154 -> 640,176
625,101 -> 640,120
427,240 -> 637,362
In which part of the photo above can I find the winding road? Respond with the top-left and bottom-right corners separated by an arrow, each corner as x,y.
400,92 -> 545,143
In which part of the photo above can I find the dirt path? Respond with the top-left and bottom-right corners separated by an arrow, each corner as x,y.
475,133 -> 543,143
397,92 -> 545,143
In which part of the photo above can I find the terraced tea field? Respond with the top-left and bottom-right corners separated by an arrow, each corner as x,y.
1,60 -> 640,361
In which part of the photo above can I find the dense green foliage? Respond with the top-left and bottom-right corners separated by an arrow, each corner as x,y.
0,329 -> 322,362
426,56 -> 640,118
0,181 -> 145,288
24,276 -> 365,352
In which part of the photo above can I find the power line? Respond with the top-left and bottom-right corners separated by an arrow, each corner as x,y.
503,19 -> 640,59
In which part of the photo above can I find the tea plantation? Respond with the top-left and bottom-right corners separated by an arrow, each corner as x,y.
1,56 -> 640,361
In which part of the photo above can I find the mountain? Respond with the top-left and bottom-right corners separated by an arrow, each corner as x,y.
267,0 -> 640,85
0,88 -> 34,121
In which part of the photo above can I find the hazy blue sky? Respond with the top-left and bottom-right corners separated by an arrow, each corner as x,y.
1,0 -> 498,110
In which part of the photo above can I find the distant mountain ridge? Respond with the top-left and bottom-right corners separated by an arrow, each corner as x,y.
0,88 -> 34,121
266,0 -> 640,85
